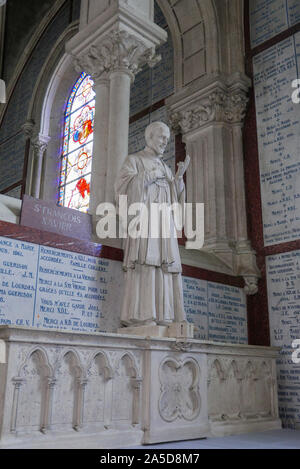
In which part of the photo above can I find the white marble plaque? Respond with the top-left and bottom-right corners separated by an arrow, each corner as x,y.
0,237 -> 38,326
183,277 -> 248,344
288,0 -> 300,27
0,236 -> 247,344
183,277 -> 208,340
207,282 -> 248,344
34,246 -> 123,332
250,0 -> 300,48
253,35 -> 300,246
0,236 -> 123,333
267,250 -> 300,429
250,0 -> 288,48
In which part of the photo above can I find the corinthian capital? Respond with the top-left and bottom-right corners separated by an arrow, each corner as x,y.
73,30 -> 161,83
32,134 -> 50,156
168,79 -> 250,135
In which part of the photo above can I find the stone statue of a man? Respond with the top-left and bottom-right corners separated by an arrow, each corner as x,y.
115,121 -> 190,329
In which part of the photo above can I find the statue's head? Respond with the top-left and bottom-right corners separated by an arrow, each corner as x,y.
145,122 -> 170,156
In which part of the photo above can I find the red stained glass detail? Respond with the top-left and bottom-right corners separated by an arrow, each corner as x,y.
75,178 -> 90,199
59,73 -> 95,212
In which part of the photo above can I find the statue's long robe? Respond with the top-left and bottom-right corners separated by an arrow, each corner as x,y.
115,150 -> 186,326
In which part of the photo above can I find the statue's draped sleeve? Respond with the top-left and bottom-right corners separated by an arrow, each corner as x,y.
115,154 -> 145,269
115,154 -> 185,273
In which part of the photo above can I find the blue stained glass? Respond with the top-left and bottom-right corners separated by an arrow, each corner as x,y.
59,73 -> 95,213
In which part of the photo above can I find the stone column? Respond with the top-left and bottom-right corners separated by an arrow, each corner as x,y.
41,377 -> 56,433
168,77 -> 260,293
88,76 -> 110,215
105,69 -> 132,204
131,377 -> 142,425
31,134 -> 50,199
66,0 -> 167,210
74,378 -> 88,431
10,378 -> 24,433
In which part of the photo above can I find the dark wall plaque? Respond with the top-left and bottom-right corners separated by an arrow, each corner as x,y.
20,195 -> 92,241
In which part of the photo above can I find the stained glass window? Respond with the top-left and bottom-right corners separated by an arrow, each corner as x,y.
58,72 -> 95,212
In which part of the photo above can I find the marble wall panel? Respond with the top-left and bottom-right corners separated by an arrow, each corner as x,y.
250,0 -> 300,48
183,277 -> 248,344
267,249 -> 300,429
129,3 -> 174,116
0,235 -> 248,344
0,237 -> 39,327
253,34 -> 300,246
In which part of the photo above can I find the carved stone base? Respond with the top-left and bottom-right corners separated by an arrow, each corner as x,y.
167,322 -> 194,339
0,327 -> 281,448
118,324 -> 168,338
209,418 -> 282,438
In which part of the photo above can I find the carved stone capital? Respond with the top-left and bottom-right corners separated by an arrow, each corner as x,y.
131,377 -> 142,391
168,76 -> 250,135
235,241 -> 261,295
22,119 -> 35,138
32,135 -> 50,157
168,88 -> 249,134
243,276 -> 259,296
73,30 -> 161,83
46,377 -> 57,388
12,377 -> 25,389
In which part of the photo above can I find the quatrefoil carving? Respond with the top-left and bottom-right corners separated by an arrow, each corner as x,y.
158,358 -> 201,422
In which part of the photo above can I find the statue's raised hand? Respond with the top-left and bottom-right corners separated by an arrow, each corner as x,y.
175,154 -> 190,179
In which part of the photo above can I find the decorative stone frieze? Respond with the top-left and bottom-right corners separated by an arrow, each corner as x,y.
207,355 -> 279,434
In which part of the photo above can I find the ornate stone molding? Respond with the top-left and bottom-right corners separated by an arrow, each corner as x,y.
168,88 -> 249,134
170,341 -> 192,352
208,356 -> 275,424
22,119 -> 35,139
73,30 -> 161,83
32,135 -> 50,157
243,276 -> 259,296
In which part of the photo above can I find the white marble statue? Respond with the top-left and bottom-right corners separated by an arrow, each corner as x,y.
115,121 -> 190,327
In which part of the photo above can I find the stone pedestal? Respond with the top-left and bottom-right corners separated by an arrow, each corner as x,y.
0,327 -> 281,448
118,322 -> 194,339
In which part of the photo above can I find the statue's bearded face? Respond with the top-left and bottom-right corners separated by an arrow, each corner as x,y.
148,127 -> 170,156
